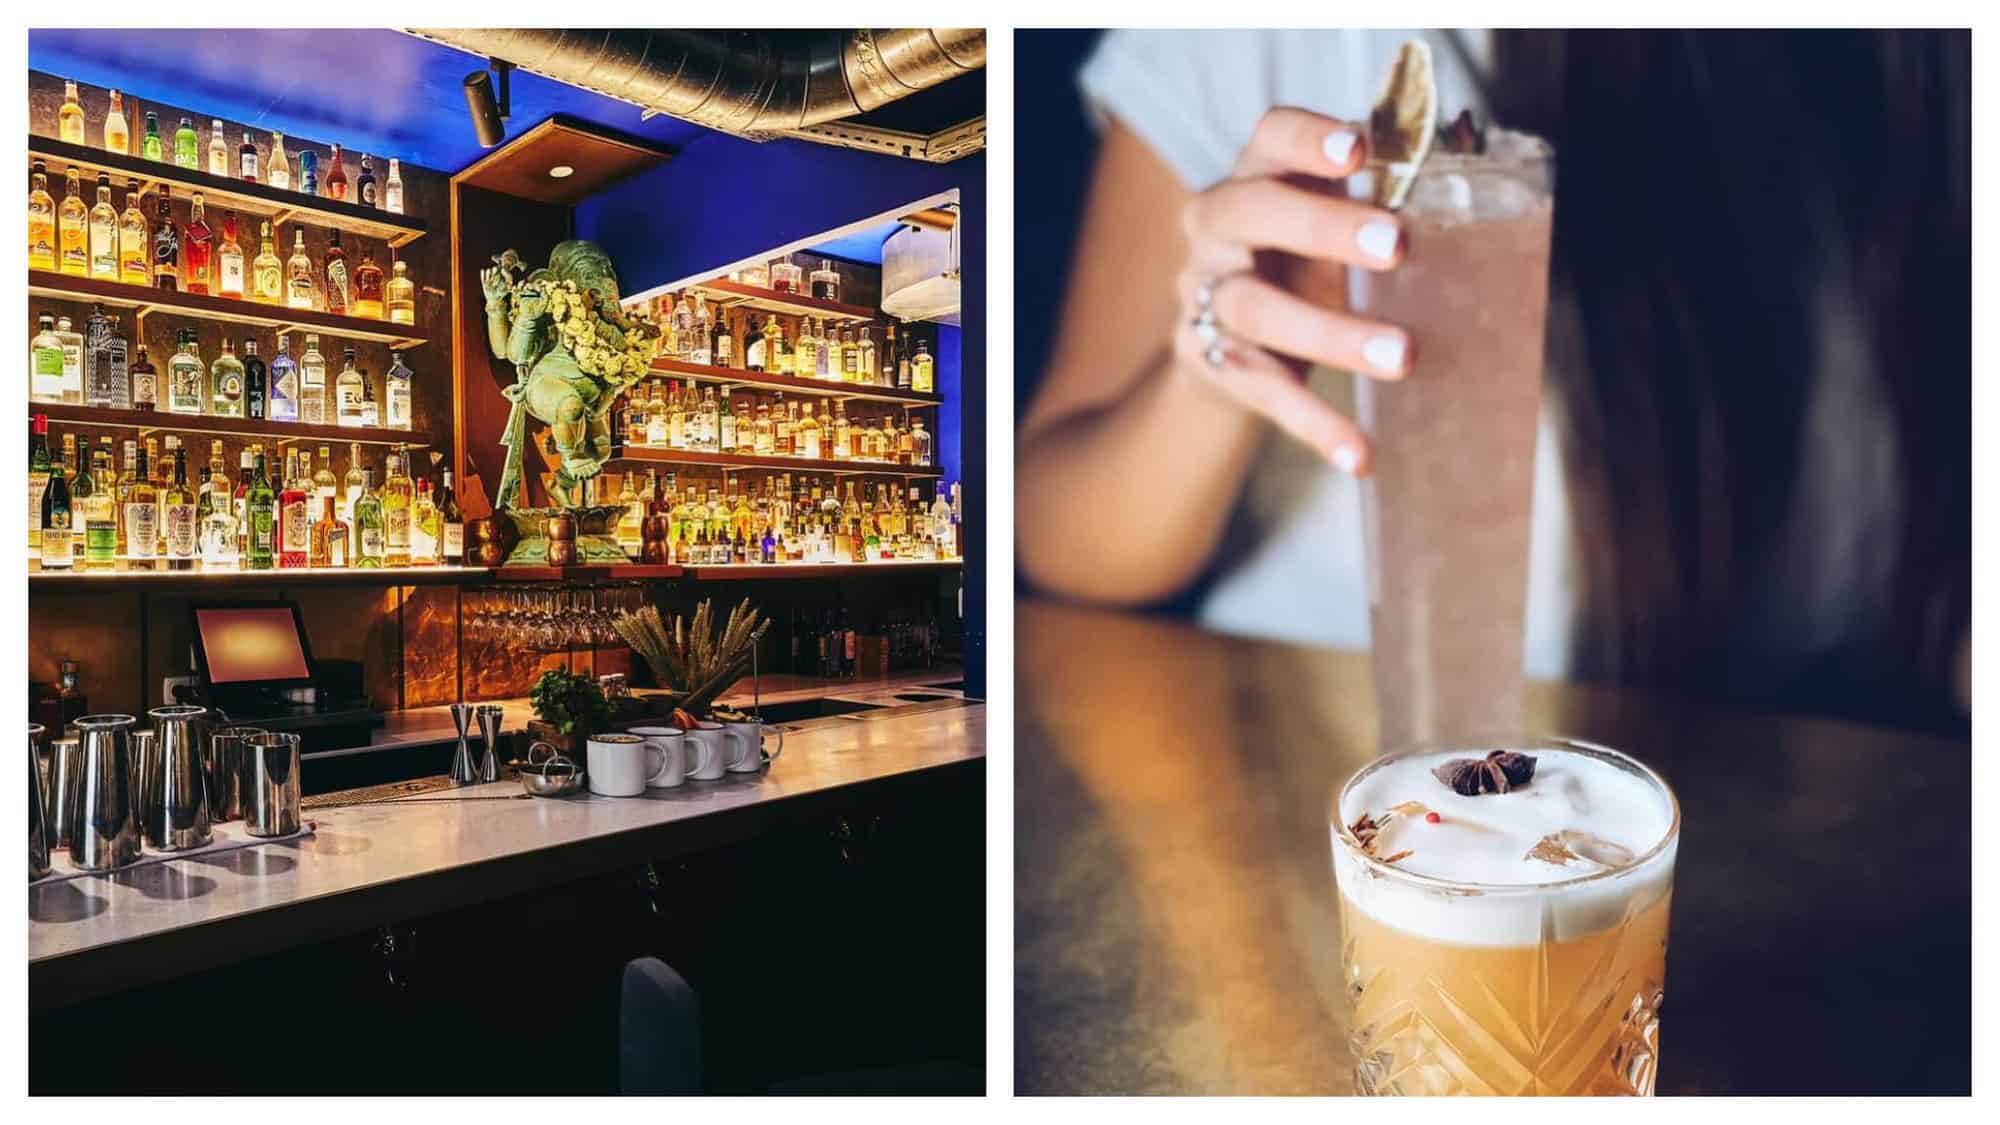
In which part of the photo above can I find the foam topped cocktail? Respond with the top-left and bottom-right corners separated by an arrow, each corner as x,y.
1332,739 -> 1679,1095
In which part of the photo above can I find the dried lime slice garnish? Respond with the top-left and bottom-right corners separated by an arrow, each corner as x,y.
1366,39 -> 1438,211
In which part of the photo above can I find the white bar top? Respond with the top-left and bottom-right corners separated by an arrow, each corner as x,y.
30,701 -> 983,1001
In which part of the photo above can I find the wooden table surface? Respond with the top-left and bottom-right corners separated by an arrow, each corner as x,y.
1013,601 -> 1970,1095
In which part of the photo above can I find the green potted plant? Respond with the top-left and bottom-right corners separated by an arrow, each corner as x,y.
526,668 -> 610,755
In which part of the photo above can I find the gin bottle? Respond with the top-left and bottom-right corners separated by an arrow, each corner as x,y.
268,334 -> 299,422
166,329 -> 203,415
299,334 -> 328,424
384,158 -> 404,214
335,347 -> 366,427
385,352 -> 413,431
84,304 -> 128,410
209,338 -> 245,417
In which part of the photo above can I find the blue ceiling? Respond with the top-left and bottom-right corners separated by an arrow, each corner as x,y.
809,218 -> 906,266
28,28 -> 719,172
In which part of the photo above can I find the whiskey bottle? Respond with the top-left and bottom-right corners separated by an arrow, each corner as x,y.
118,179 -> 148,286
182,192 -> 213,295
58,81 -> 85,144
87,172 -> 117,280
28,161 -> 56,272
103,90 -> 130,154
217,210 -> 245,298
810,259 -> 840,302
129,343 -> 157,412
353,248 -> 384,318
309,494 -> 349,568
151,185 -> 178,289
58,165 -> 88,276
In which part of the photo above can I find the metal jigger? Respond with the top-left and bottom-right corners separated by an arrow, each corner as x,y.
448,703 -> 480,787
476,705 -> 504,783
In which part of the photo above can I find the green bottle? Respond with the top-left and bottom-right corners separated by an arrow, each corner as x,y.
142,112 -> 163,162
353,467 -> 384,568
82,444 -> 117,568
245,450 -> 275,569
173,116 -> 199,170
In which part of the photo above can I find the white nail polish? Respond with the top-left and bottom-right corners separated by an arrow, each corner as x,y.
1332,445 -> 1360,474
1357,221 -> 1400,262
1322,130 -> 1357,166
1362,335 -> 1406,372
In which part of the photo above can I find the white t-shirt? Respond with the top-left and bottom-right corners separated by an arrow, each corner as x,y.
1079,29 -> 1580,678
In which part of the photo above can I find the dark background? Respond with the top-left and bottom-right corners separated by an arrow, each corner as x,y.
1014,30 -> 1104,416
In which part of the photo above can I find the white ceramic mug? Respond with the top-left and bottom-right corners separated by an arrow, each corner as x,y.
721,718 -> 784,773
628,726 -> 690,788
683,722 -> 729,781
586,733 -> 665,797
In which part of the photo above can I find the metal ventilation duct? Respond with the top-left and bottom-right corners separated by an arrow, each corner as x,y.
403,28 -> 985,140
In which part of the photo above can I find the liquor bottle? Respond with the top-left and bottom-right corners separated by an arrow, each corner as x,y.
699,386 -> 720,451
55,316 -> 85,405
31,315 -> 65,404
797,396 -> 822,459
911,415 -> 933,466
857,326 -> 878,384
265,333 -> 298,422
286,227 -> 315,309
233,448 -> 253,559
209,338 -> 245,417
897,413 -> 917,465
770,258 -> 802,294
615,474 -> 644,557
238,131 -> 259,181
84,304 -> 128,409
760,315 -> 783,376
58,165 -> 88,276
41,434 -> 74,570
166,328 -> 203,414
29,416 -> 52,554
753,401 -> 775,455
129,343 -> 157,412
385,259 -> 415,324
163,446 -> 198,570
715,309 -> 734,369
811,259 -> 840,302
207,120 -> 229,177
151,185 -> 178,289
320,229 -> 349,314
268,132 -> 291,190
87,172 -> 117,280
622,386 -> 646,448
771,319 -> 792,376
297,148 -> 318,196
124,442 -> 158,571
310,494 -> 349,568
438,469 -> 464,565
385,351 -> 413,430
118,179 -> 148,285
410,476 -> 440,567
182,192 -> 213,295
313,446 -> 337,516
103,89 -> 130,154
718,392 -> 738,452
199,451 -> 238,572
841,325 -> 861,382
81,440 -> 116,570
250,221 -> 282,303
356,154 -> 377,208
243,339 -> 267,420
381,446 -> 413,566
216,210 -> 245,298
141,112 -> 162,162
173,117 -> 199,170
114,439 -> 137,560
299,334 -> 328,424
820,321 -> 838,379
745,317 -> 766,373
325,145 -> 349,201
357,358 -> 380,427
663,381 -> 684,449
335,347 -> 366,427
353,248 -> 384,318
353,467 -> 383,567
244,449 -> 275,570
277,449 -> 309,568
58,81 -> 85,144
794,318 -> 820,382
341,442 -> 365,527
912,338 -> 934,393
28,161 -> 56,272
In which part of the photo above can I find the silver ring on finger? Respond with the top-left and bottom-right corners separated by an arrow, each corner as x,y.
1191,274 -> 1231,368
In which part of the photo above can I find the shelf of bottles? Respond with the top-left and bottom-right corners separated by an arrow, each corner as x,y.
683,278 -> 877,324
679,561 -> 961,580
30,415 -> 468,581
647,357 -> 942,406
28,270 -> 425,350
615,445 -> 942,479
28,403 -> 429,449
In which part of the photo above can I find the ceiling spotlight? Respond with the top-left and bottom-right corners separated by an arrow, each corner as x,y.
463,58 -> 514,148
549,165 -> 575,179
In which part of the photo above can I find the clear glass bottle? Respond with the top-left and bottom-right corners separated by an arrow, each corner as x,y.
386,259 -> 415,324
103,89 -> 130,154
384,158 -> 404,214
794,317 -> 820,382
58,81 -> 85,144
313,446 -> 337,515
252,220 -> 283,304
31,315 -> 66,405
182,192 -> 213,295
151,186 -> 178,290
286,226 -> 315,310
739,261 -> 769,289
55,316 -> 84,406
195,451 -> 235,569
341,443 -> 366,528
28,161 -> 56,272
335,346 -> 366,427
912,338 -> 935,393
358,358 -> 380,427
118,179 -> 148,286
268,132 -> 291,190
207,119 -> 229,177
210,338 -> 245,417
84,304 -> 128,410
353,467 -> 383,567
810,259 -> 840,302
769,258 -> 802,294
386,351 -> 413,431
911,416 -> 933,466
217,210 -> 245,298
353,249 -> 384,319
267,334 -> 299,422
406,477 -> 437,565
857,326 -> 877,384
299,333 -> 328,424
57,165 -> 88,277
87,172 -> 117,280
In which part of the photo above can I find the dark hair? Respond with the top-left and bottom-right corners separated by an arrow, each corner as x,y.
1489,30 -> 1969,731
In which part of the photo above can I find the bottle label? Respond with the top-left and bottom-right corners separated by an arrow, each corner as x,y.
442,523 -> 464,561
251,508 -> 274,552
282,500 -> 308,555
411,519 -> 436,562
132,369 -> 156,408
325,261 -> 350,312
165,504 -> 198,557
386,509 -> 410,550
125,503 -> 159,556
221,256 -> 244,293
32,346 -> 64,398
41,527 -> 71,566
360,526 -> 385,559
87,521 -> 117,561
388,385 -> 412,429
29,475 -> 49,540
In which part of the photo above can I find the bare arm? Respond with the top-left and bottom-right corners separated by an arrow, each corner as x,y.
1018,112 -> 1415,606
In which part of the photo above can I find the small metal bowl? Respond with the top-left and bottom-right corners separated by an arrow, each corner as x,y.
519,741 -> 586,798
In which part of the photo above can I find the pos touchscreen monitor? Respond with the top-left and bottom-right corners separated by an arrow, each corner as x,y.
189,600 -> 317,690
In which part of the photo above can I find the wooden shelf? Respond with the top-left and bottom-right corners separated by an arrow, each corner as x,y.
685,279 -> 878,324
29,564 -> 489,588
647,357 -> 943,405
29,134 -> 428,247
29,402 -> 433,449
682,560 -> 962,580
611,446 -> 943,478
29,270 -> 427,349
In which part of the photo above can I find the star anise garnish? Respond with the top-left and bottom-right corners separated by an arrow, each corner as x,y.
1436,109 -> 1487,155
1432,750 -> 1537,796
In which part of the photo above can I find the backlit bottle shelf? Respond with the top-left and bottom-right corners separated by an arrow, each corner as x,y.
29,402 -> 432,448
683,278 -> 878,324
28,134 -> 427,247
29,564 -> 488,588
647,357 -> 943,406
610,445 -> 943,478
28,270 -> 426,350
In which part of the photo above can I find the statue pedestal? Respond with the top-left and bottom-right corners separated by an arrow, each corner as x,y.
500,506 -> 632,567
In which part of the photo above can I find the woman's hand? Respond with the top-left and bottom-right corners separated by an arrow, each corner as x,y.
1173,107 -> 1413,475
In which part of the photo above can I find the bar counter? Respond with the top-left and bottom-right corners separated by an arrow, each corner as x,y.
32,698 -> 983,1007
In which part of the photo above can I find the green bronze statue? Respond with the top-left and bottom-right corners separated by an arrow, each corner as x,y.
479,239 -> 657,509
